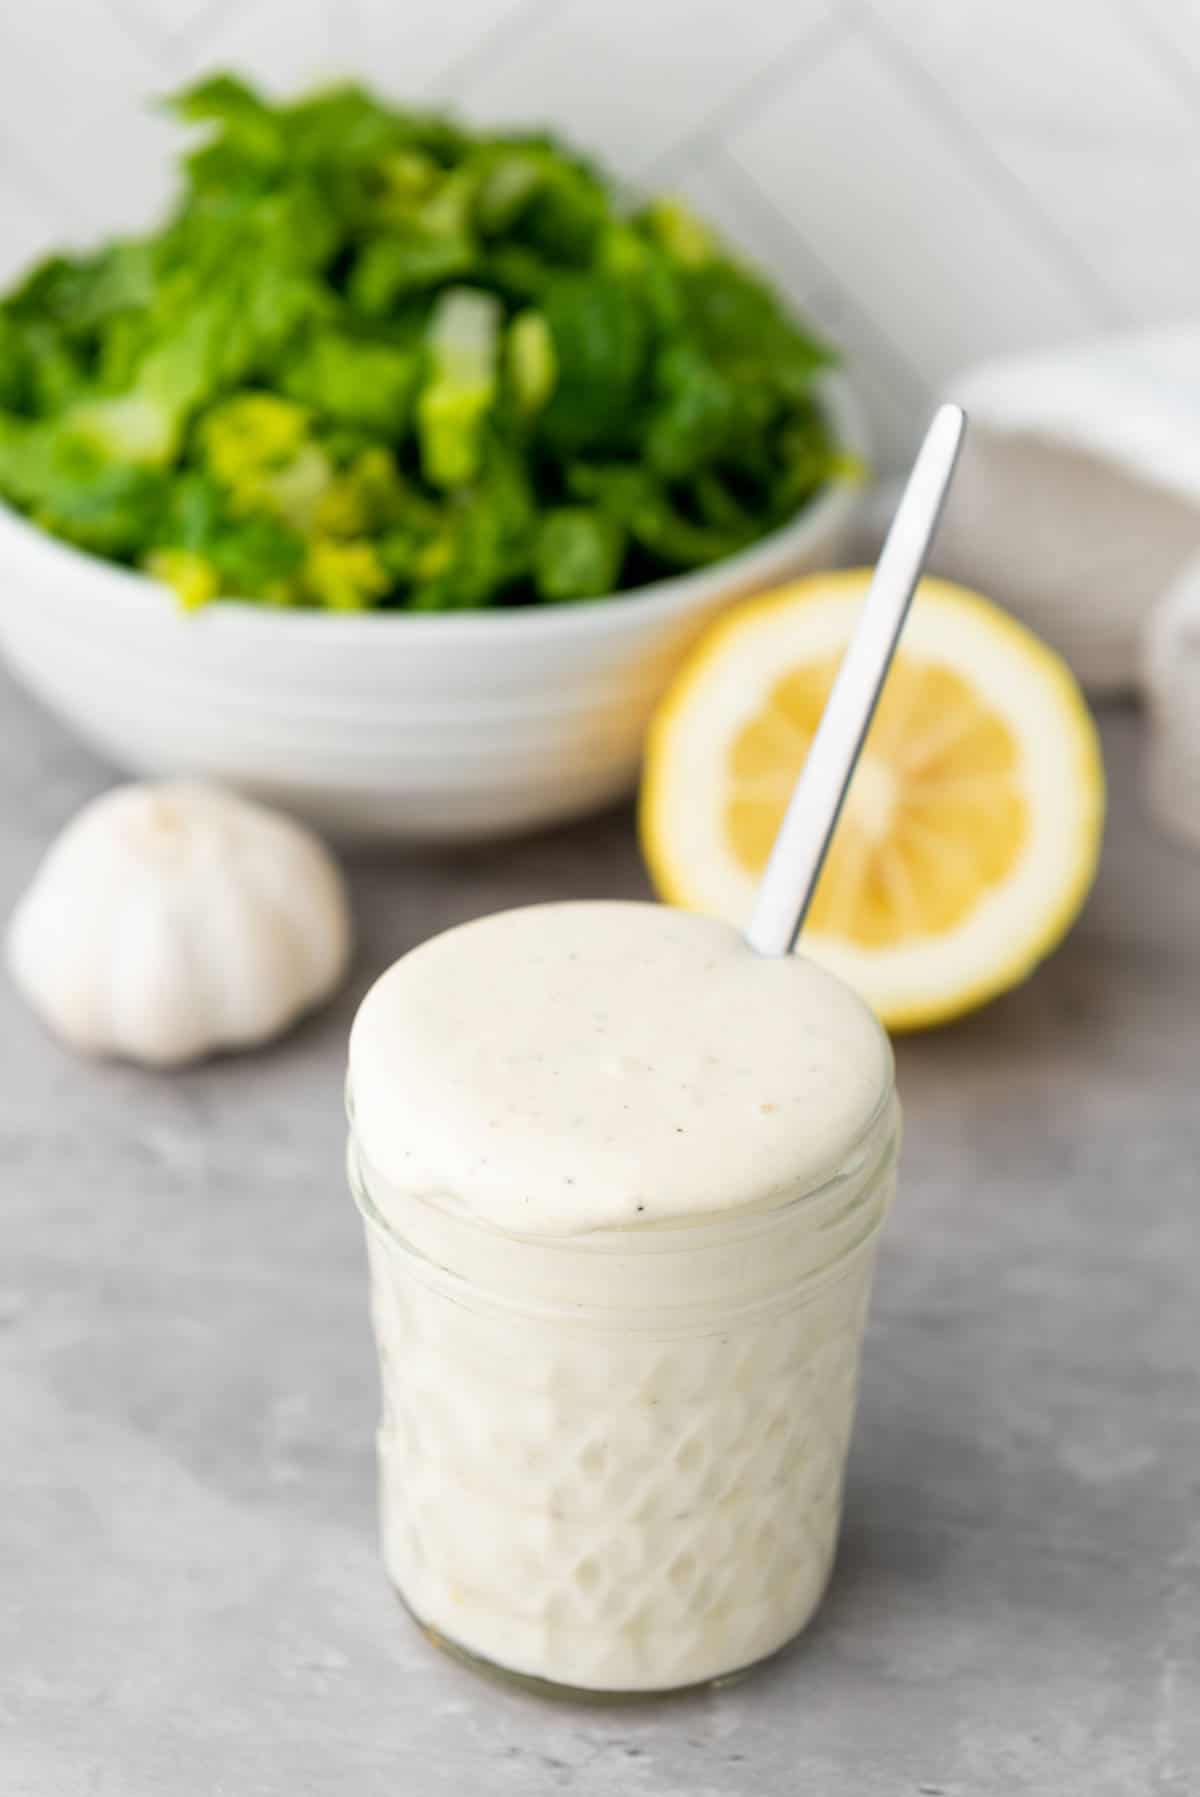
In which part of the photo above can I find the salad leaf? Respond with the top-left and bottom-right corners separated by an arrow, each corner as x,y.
506,310 -> 556,416
302,536 -> 390,610
535,506 -> 625,601
0,73 -> 846,610
538,274 -> 648,456
145,546 -> 220,610
417,287 -> 501,488
0,414 -> 168,557
645,341 -> 740,480
410,441 -> 535,610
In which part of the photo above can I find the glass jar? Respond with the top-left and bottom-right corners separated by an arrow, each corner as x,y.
347,1075 -> 899,1698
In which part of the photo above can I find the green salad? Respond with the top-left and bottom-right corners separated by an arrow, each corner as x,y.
0,75 -> 847,611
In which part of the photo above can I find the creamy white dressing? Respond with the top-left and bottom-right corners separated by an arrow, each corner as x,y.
349,901 -> 888,1235
349,901 -> 897,1692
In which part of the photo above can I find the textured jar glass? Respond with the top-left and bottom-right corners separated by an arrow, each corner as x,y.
348,1078 -> 899,1698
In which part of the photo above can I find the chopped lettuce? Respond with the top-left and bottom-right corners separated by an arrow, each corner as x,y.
417,287 -> 501,488
0,73 -> 846,610
535,507 -> 625,601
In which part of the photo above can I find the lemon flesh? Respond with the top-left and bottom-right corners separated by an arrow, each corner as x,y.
640,573 -> 1105,1030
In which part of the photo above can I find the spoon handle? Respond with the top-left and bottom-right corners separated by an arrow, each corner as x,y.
745,403 -> 967,959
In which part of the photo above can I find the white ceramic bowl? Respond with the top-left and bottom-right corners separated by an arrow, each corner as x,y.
0,382 -> 863,842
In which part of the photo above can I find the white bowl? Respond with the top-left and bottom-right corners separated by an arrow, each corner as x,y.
0,382 -> 863,842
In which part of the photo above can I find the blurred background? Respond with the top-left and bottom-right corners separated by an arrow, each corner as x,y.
3,0 -> 1197,477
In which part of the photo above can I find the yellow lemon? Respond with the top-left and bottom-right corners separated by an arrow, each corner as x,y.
640,571 -> 1104,1030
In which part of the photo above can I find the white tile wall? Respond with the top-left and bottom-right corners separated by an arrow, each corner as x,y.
2,0 -> 1199,470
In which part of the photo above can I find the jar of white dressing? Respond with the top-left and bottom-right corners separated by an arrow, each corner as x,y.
347,900 -> 898,1696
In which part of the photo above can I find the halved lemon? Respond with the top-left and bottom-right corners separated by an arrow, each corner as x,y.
640,571 -> 1104,1030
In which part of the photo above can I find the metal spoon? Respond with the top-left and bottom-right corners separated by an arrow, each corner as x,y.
745,403 -> 967,958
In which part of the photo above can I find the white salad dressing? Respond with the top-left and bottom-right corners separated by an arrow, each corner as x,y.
350,901 -> 887,1232
349,901 -> 898,1692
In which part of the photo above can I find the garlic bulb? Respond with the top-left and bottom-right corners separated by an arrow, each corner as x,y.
7,781 -> 352,1066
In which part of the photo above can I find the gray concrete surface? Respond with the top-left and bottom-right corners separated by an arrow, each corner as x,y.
1,672 -> 1197,1797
